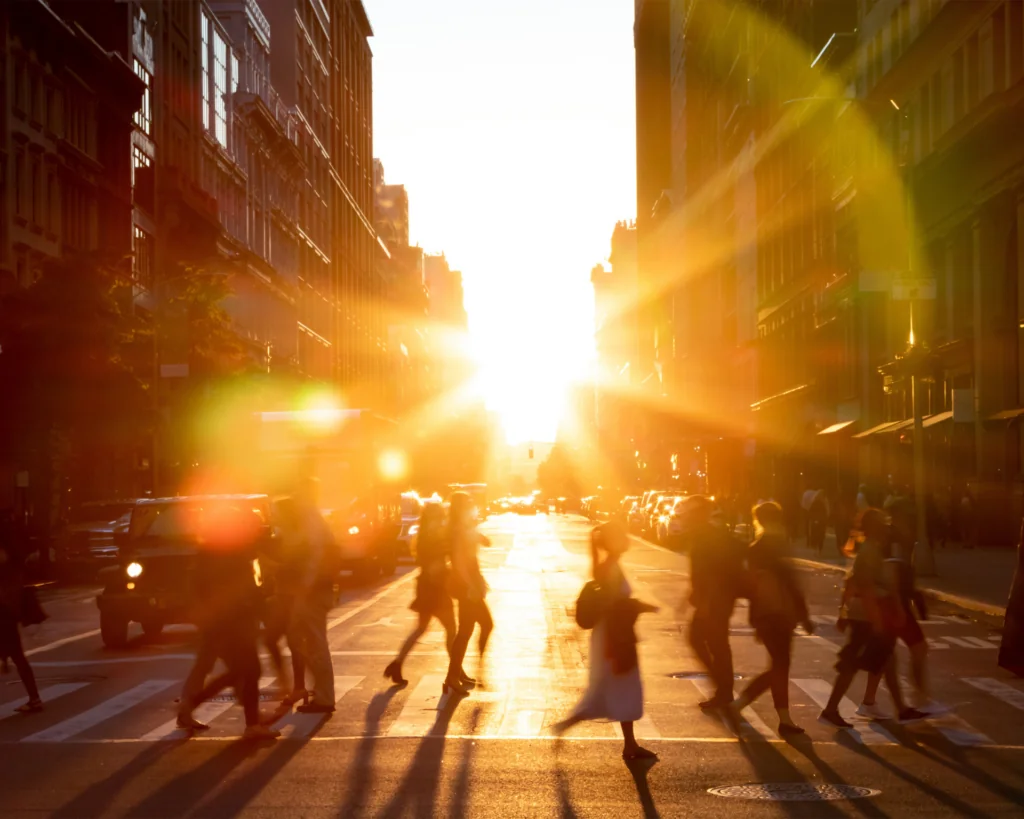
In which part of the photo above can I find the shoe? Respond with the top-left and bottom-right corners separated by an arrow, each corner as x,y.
917,700 -> 953,717
283,689 -> 310,707
622,746 -> 659,762
242,724 -> 281,741
442,677 -> 469,696
856,702 -> 891,721
14,700 -> 43,714
699,696 -> 731,710
818,710 -> 853,729
295,702 -> 335,714
175,714 -> 210,732
898,707 -> 929,724
778,722 -> 806,737
384,661 -> 407,686
459,670 -> 477,685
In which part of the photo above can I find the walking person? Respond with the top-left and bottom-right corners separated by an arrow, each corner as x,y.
0,511 -> 42,713
260,497 -> 306,706
729,502 -> 814,736
999,515 -> 1024,677
176,503 -> 279,740
554,521 -> 659,762
444,492 -> 492,695
686,497 -> 746,710
283,482 -> 338,714
384,502 -> 456,685
818,508 -> 917,729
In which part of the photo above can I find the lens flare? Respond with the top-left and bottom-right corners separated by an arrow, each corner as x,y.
378,449 -> 409,482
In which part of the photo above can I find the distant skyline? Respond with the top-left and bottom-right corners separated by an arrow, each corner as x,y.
366,0 -> 636,442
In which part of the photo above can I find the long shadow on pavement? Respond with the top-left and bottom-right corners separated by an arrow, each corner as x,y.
784,734 -> 889,819
446,706 -> 481,819
335,685 -> 405,818
52,741 -> 181,819
833,730 -> 987,817
626,758 -> 660,819
376,691 -> 464,819
553,762 -> 580,819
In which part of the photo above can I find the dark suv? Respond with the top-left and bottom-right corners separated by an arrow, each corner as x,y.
326,491 -> 401,582
55,501 -> 136,581
96,495 -> 271,649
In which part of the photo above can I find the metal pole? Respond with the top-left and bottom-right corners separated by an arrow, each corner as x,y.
912,365 -> 935,575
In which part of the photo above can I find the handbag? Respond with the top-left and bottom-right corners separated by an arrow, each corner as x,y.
19,585 -> 47,627
575,580 -> 609,629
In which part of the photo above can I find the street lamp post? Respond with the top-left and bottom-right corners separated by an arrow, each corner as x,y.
907,335 -> 935,576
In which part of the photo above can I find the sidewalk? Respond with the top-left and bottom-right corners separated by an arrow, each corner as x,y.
787,534 -> 1015,617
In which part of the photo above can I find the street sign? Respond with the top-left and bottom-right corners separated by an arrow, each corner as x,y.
892,277 -> 936,300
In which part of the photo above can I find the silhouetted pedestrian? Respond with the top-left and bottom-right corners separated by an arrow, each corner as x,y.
445,492 -> 492,695
686,497 -> 746,710
729,502 -> 813,735
999,516 -> 1024,677
555,521 -> 659,762
384,502 -> 456,685
0,511 -> 42,713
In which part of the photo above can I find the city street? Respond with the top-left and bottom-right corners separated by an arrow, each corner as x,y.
2,512 -> 1024,817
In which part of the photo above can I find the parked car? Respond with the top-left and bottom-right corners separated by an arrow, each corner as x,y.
627,501 -> 646,533
56,501 -> 137,581
327,491 -> 402,582
96,495 -> 272,649
655,497 -> 687,545
396,492 -> 423,557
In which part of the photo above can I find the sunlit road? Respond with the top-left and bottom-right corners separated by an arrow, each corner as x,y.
3,514 -> 1024,817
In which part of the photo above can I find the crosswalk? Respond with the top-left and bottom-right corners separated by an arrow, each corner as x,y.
2,672 -> 1023,747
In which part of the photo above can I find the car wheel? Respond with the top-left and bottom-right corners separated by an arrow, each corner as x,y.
141,618 -> 164,640
100,612 -> 129,649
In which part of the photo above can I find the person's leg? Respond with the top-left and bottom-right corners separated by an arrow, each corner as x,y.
708,609 -> 734,702
688,612 -> 714,673
620,721 -> 657,759
862,671 -> 883,705
824,670 -> 856,714
476,600 -> 494,658
394,612 -> 430,665
447,599 -> 477,684
910,640 -> 929,701
436,599 -> 457,656
179,628 -> 221,719
296,583 -> 335,707
9,629 -> 40,703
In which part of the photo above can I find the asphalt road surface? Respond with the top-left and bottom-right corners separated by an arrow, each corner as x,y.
2,514 -> 1023,818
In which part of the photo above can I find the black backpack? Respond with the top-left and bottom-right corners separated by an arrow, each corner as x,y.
575,580 -> 609,629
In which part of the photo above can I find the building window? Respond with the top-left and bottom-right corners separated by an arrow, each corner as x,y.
133,225 -> 154,288
201,13 -> 211,130
47,172 -> 59,234
132,145 -> 151,185
133,59 -> 152,134
213,29 -> 228,146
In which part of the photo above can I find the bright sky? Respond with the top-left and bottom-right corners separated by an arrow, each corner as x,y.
366,0 -> 636,443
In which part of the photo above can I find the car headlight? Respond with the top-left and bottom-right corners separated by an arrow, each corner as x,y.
348,526 -> 360,535
253,558 -> 262,588
126,561 -> 143,578
408,524 -> 419,536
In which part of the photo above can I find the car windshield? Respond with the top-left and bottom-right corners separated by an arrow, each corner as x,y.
128,500 -> 268,545
70,503 -> 135,524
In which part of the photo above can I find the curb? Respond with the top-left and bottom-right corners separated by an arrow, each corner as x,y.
791,556 -> 1006,619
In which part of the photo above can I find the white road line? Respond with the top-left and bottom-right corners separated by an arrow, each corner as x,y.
613,713 -> 662,740
927,638 -> 950,650
274,676 -> 364,739
386,674 -> 446,737
140,677 -> 277,742
944,636 -> 992,649
963,677 -> 1024,711
792,678 -> 898,746
327,571 -> 418,631
0,683 -> 90,720
22,680 -> 175,743
689,678 -> 774,741
24,629 -> 101,657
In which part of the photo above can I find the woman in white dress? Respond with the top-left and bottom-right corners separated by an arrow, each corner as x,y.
555,522 -> 659,761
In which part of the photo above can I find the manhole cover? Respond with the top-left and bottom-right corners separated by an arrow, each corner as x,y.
708,784 -> 880,801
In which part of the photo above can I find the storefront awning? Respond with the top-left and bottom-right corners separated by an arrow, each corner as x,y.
923,410 -> 954,428
852,420 -> 903,439
988,407 -> 1024,422
879,418 -> 916,434
818,420 -> 856,436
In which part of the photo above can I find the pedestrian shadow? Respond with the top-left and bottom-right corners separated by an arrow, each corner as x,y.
447,706 -> 481,819
335,687 -> 404,818
553,761 -> 580,819
783,734 -> 889,819
189,716 -> 331,818
883,726 -> 1024,806
376,691 -> 464,819
52,740 -> 181,818
833,730 -> 987,817
625,757 -> 660,819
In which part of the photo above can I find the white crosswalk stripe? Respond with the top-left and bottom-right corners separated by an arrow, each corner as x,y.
792,678 -> 899,745
963,677 -> 1024,711
0,683 -> 89,720
22,680 -> 176,743
141,677 -> 278,741
386,674 -> 446,737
